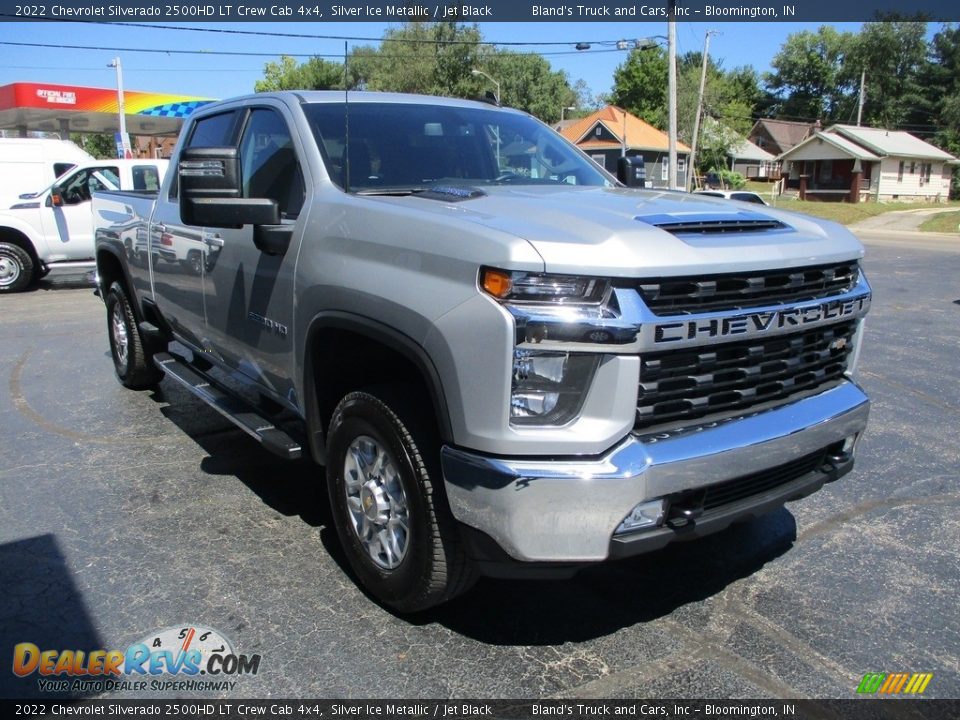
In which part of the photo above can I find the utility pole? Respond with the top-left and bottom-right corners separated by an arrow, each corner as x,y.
686,30 -> 718,192
857,70 -> 866,126
108,57 -> 129,158
667,1 -> 678,189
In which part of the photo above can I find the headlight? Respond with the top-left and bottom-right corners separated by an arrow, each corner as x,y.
511,350 -> 600,426
481,267 -> 610,305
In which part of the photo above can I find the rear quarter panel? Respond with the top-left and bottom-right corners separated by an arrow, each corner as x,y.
93,190 -> 158,302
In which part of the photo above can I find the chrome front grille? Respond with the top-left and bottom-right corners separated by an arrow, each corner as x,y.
630,261 -> 860,316
635,321 -> 856,431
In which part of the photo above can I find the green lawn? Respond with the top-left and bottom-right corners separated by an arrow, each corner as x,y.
765,199 -> 960,225
919,211 -> 960,233
733,184 -> 960,225
697,180 -> 960,226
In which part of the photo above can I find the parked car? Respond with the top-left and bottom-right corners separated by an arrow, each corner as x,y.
695,189 -> 769,205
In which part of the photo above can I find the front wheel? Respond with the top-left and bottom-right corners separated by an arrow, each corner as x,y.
326,390 -> 476,612
0,242 -> 35,293
105,281 -> 164,389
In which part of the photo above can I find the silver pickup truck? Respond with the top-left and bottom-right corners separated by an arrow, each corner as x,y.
94,91 -> 871,611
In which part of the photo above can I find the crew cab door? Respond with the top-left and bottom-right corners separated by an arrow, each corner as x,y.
39,164 -> 119,261
150,109 -> 241,349
201,105 -> 306,399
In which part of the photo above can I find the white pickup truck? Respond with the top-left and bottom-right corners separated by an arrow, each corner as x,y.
0,158 -> 168,292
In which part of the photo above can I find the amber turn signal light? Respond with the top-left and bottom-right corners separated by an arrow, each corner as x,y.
481,268 -> 513,299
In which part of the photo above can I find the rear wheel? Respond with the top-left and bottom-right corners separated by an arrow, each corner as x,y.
326,389 -> 476,612
0,242 -> 35,293
105,281 -> 163,389
181,250 -> 202,276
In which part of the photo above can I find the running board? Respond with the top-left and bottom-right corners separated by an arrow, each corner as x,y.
154,352 -> 302,460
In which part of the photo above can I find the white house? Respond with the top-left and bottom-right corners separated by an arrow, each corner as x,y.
778,124 -> 957,203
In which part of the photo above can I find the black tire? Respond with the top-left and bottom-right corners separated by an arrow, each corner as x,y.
326,389 -> 476,612
105,281 -> 164,390
181,251 -> 202,276
0,242 -> 35,293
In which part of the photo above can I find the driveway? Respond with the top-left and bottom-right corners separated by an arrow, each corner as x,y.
849,207 -> 958,235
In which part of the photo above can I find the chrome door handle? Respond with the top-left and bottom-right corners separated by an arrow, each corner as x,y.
204,234 -> 224,247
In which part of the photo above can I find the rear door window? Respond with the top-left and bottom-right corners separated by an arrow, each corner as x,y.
132,165 -> 161,191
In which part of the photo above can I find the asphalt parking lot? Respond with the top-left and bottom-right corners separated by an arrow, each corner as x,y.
1,233 -> 958,701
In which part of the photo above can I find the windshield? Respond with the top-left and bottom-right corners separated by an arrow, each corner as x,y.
304,101 -> 613,192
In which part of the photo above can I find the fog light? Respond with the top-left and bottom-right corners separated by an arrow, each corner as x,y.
842,434 -> 858,454
510,350 -> 600,426
615,499 -> 666,535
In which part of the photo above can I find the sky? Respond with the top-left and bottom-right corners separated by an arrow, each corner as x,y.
0,20 -> 869,105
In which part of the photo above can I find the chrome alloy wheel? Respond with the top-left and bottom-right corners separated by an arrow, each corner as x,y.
111,303 -> 129,371
0,254 -> 20,288
343,435 -> 410,570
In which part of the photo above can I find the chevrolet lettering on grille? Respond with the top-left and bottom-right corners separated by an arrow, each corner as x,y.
653,295 -> 871,344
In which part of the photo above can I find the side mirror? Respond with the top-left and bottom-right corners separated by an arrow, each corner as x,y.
179,146 -> 279,228
49,188 -> 64,207
617,156 -> 646,187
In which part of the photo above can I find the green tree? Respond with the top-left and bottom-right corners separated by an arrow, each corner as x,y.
920,24 -> 960,198
850,21 -> 928,129
343,22 -> 577,122
485,51 -> 575,122
348,22 -> 487,97
71,132 -> 116,159
254,55 -> 344,92
763,25 -> 857,122
610,47 -> 669,128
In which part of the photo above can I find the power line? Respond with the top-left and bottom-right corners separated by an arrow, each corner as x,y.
0,39 -> 628,60
0,15 -> 624,48
2,64 -> 264,72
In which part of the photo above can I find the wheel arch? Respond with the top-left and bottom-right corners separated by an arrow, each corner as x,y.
303,312 -> 454,465
96,246 -> 141,316
0,225 -> 41,268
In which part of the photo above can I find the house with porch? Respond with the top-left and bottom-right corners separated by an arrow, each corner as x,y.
558,106 -> 690,188
778,124 -> 957,203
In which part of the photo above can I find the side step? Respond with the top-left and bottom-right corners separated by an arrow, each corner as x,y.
154,352 -> 302,460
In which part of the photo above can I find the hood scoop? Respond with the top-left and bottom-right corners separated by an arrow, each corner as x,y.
417,185 -> 486,203
635,211 -> 788,235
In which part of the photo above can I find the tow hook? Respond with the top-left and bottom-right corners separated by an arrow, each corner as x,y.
665,490 -> 706,529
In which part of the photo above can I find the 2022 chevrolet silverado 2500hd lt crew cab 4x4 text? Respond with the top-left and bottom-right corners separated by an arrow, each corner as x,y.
93,92 -> 871,612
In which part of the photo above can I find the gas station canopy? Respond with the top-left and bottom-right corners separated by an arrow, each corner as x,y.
0,82 -> 215,137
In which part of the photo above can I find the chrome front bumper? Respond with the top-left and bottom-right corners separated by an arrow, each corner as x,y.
441,381 -> 870,563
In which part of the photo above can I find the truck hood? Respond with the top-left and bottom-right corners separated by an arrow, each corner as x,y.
387,185 -> 863,277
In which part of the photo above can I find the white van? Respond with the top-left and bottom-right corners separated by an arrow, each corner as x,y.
0,138 -> 95,204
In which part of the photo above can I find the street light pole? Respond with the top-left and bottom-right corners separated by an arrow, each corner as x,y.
108,57 -> 128,158
471,68 -> 500,106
